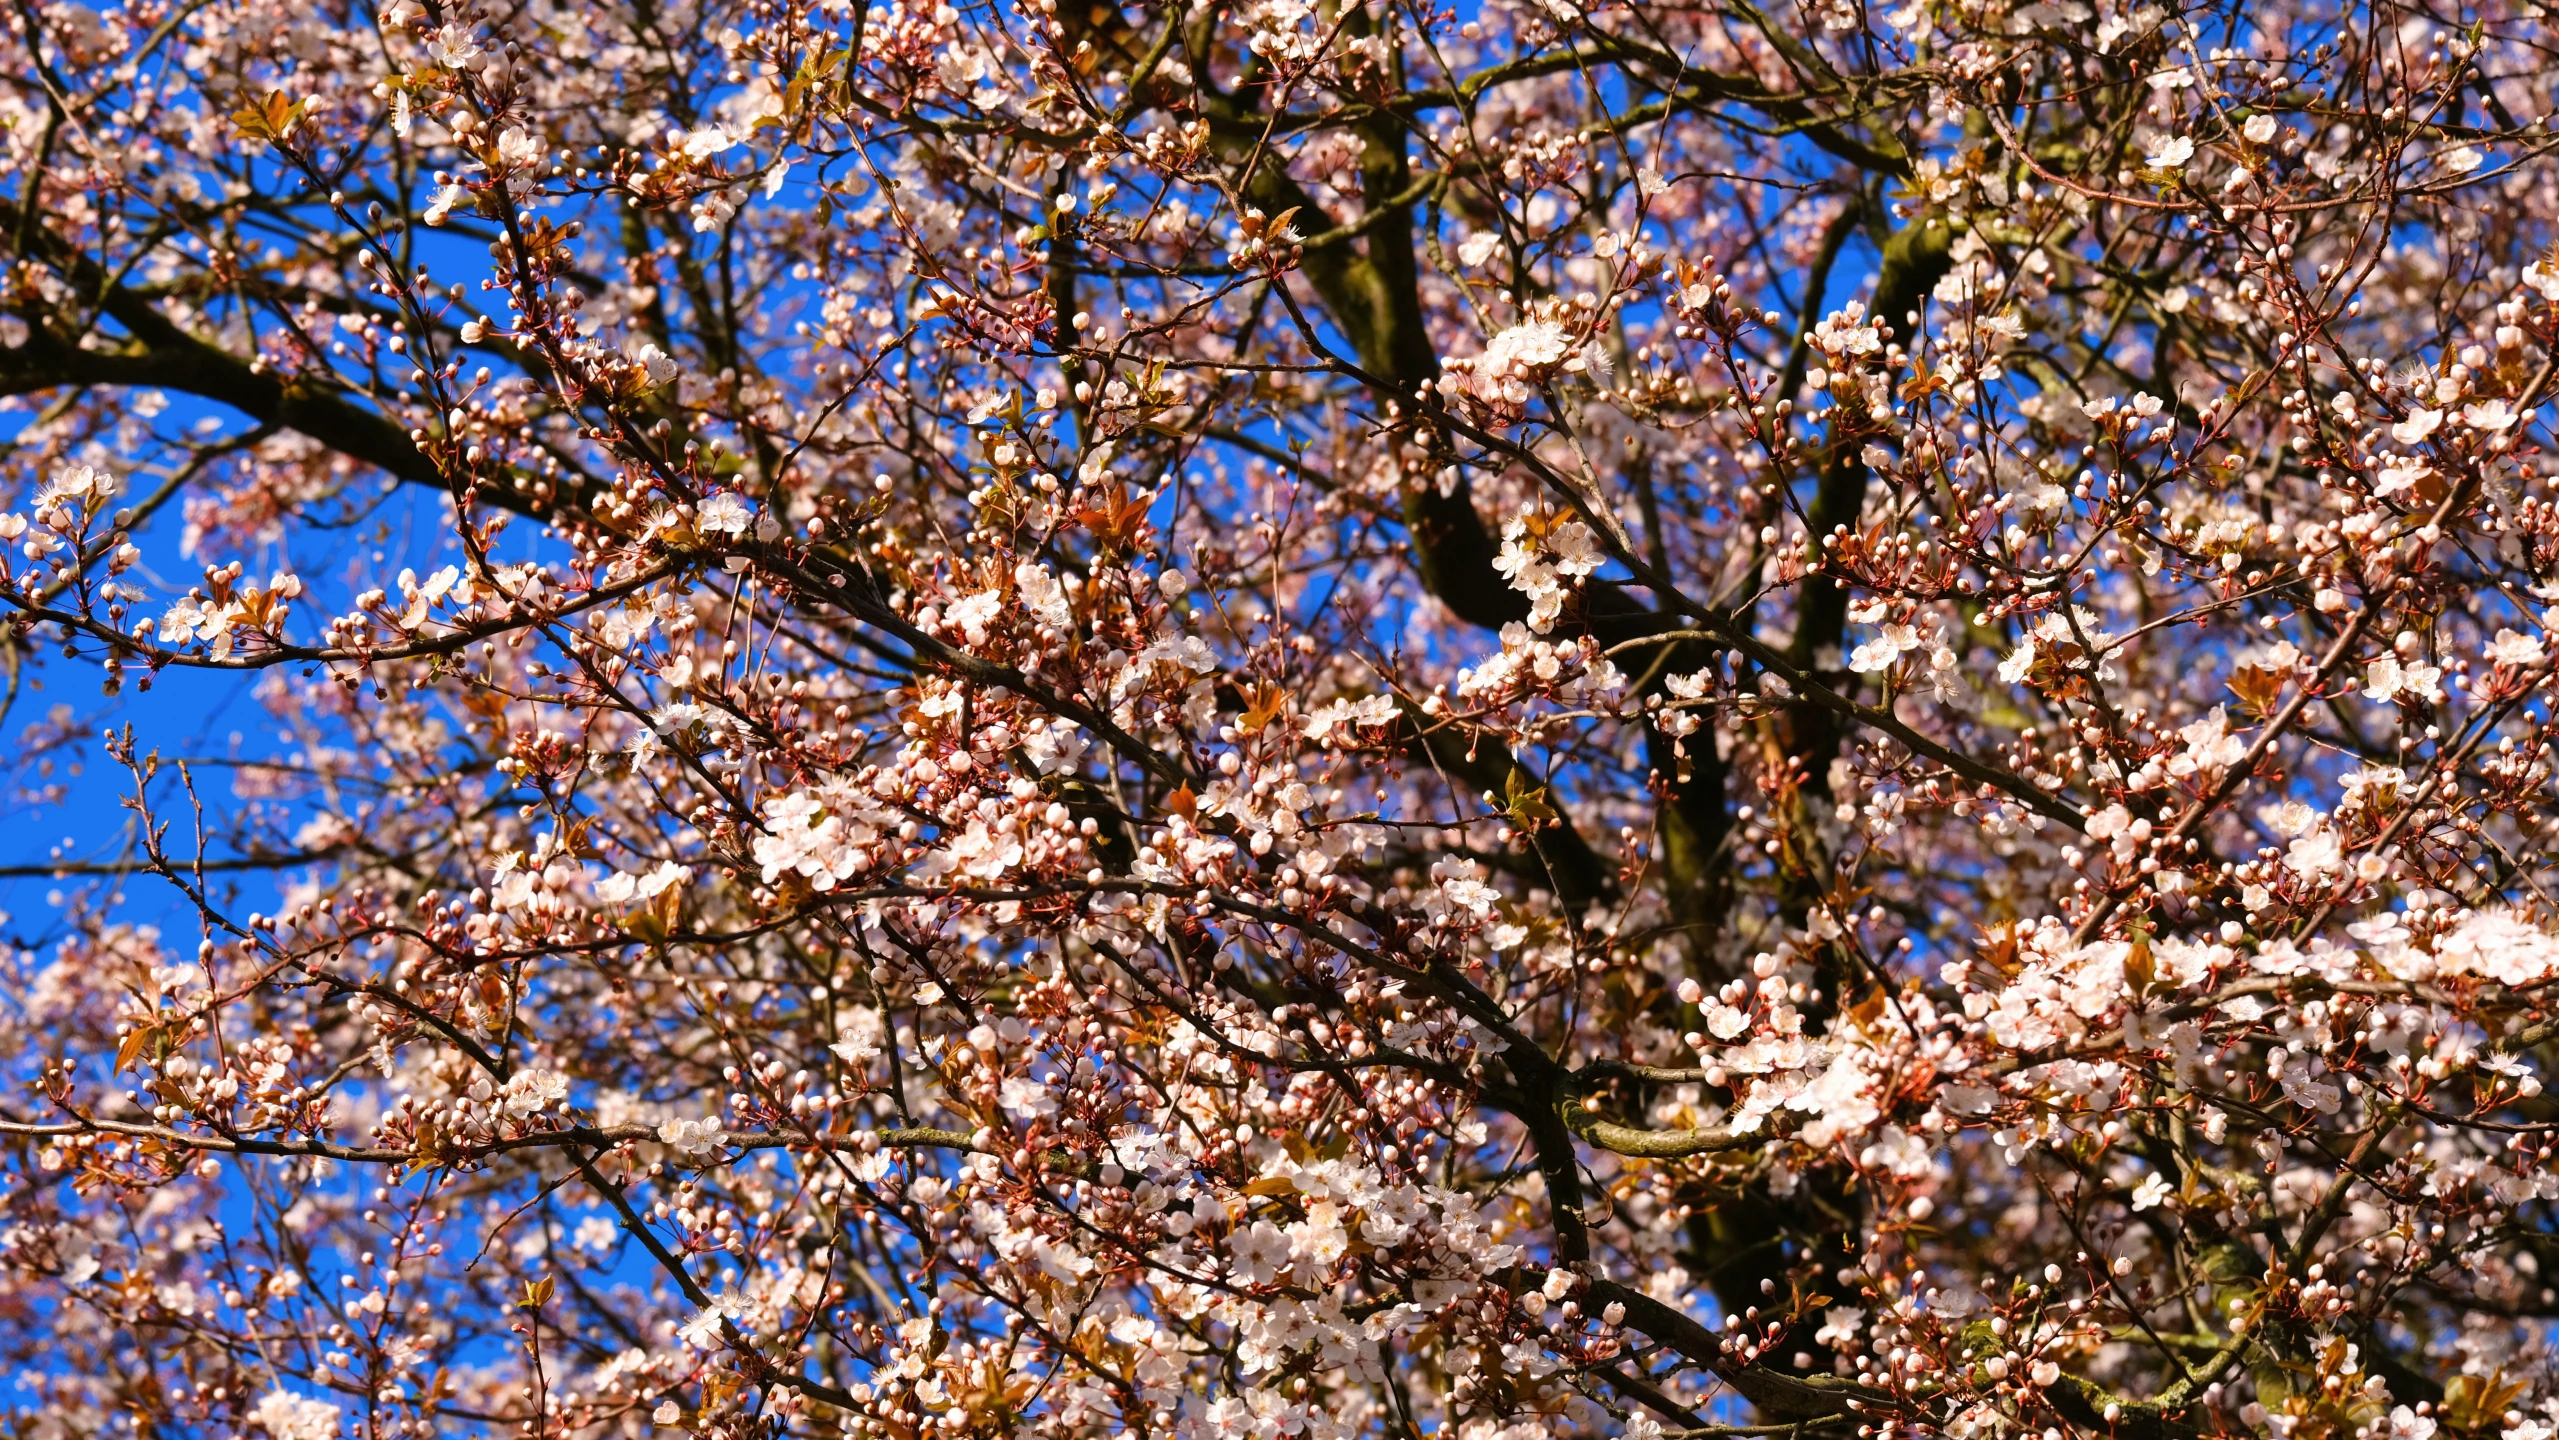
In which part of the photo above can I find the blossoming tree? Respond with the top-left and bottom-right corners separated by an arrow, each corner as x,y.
3,0 -> 2558,1438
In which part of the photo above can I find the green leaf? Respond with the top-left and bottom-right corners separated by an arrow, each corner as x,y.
1504,768 -> 1559,828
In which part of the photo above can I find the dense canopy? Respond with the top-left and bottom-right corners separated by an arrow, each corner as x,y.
2,2 -> 2558,1440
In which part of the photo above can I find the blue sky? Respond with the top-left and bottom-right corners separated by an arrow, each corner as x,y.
0,437 -> 473,953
